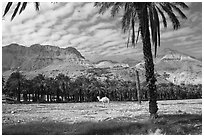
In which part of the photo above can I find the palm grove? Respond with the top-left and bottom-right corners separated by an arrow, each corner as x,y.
2,71 -> 201,103
3,2 -> 192,118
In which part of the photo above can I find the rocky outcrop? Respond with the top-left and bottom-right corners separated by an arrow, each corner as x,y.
2,43 -> 85,72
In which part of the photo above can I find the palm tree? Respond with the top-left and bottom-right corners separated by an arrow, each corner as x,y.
48,77 -> 58,102
5,71 -> 26,102
44,77 -> 53,102
24,79 -> 33,102
32,74 -> 46,102
94,2 -> 188,118
55,73 -> 71,102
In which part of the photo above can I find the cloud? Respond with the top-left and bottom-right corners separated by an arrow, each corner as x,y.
173,39 -> 202,47
161,27 -> 195,39
86,22 -> 114,32
50,34 -> 61,41
2,2 -> 202,60
60,34 -> 76,42
70,3 -> 97,21
100,41 -> 125,50
93,29 -> 117,39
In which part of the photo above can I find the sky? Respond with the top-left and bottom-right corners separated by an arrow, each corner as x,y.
1,1 -> 202,62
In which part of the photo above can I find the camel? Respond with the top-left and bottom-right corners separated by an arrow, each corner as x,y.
97,96 -> 110,107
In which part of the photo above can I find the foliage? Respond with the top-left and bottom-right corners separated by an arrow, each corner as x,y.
4,71 -> 26,102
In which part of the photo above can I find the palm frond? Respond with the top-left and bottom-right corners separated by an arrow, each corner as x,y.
3,2 -> 12,17
11,2 -> 21,20
173,2 -> 189,9
121,7 -> 132,33
94,2 -> 102,7
111,2 -> 123,17
149,6 -> 155,46
155,5 -> 167,28
153,6 -> 160,57
168,3 -> 188,19
135,26 -> 140,45
122,3 -> 136,34
160,3 -> 180,30
131,17 -> 135,47
19,2 -> 27,14
94,2 -> 114,15
3,2 -> 40,20
35,2 -> 40,11
148,3 -> 161,57
127,28 -> 130,47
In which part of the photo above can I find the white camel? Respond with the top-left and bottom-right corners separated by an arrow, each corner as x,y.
97,96 -> 110,107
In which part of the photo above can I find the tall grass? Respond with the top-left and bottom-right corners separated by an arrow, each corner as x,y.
2,114 -> 202,135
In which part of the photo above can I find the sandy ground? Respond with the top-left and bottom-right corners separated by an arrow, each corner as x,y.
2,99 -> 202,125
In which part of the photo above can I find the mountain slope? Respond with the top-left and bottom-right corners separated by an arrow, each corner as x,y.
135,48 -> 202,85
2,43 -> 88,79
2,43 -> 85,71
94,60 -> 118,68
2,45 -> 201,85
122,58 -> 141,67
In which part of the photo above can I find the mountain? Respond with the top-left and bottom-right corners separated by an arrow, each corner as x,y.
94,60 -> 118,68
2,43 -> 89,79
156,48 -> 202,85
122,58 -> 141,67
135,48 -> 202,85
94,60 -> 129,69
2,44 -> 201,85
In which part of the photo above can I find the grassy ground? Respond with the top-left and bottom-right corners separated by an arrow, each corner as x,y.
2,99 -> 202,135
2,114 -> 202,135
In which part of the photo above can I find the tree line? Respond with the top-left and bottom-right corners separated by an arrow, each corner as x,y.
2,71 -> 202,103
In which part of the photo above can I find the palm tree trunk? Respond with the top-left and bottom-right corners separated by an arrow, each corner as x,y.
17,80 -> 21,102
28,93 -> 30,101
56,88 -> 60,102
138,4 -> 158,118
32,92 -> 35,102
47,93 -> 49,102
135,70 -> 141,104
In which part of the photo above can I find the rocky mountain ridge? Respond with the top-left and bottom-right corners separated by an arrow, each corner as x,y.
2,43 -> 85,72
2,44 -> 202,85
135,48 -> 202,85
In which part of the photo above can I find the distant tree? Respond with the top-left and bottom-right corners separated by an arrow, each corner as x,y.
105,78 -> 121,101
73,75 -> 91,102
55,73 -> 71,102
86,76 -> 100,101
21,79 -> 30,102
24,79 -> 34,102
32,74 -> 46,102
44,77 -> 56,102
5,71 -> 26,102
